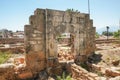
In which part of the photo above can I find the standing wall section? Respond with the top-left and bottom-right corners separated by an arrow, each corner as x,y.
24,9 -> 47,72
24,9 -> 46,54
24,8 -> 95,62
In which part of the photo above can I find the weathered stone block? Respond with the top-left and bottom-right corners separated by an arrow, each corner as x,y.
105,69 -> 120,77
34,30 -> 42,34
29,41 -> 37,44
33,44 -> 43,51
26,52 -> 46,72
18,71 -> 33,80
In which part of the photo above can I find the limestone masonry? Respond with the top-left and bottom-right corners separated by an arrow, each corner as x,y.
24,8 -> 95,62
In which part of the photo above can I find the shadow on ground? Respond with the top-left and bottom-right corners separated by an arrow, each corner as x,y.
88,53 -> 102,64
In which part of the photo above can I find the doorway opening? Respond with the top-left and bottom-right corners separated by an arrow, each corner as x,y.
56,33 -> 74,63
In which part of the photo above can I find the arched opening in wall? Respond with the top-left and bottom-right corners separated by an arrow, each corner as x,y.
56,33 -> 74,62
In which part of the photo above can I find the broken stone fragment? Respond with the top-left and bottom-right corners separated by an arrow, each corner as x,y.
105,69 -> 120,77
112,60 -> 120,66
18,71 -> 33,79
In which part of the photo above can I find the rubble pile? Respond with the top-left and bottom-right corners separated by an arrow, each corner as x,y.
14,57 -> 26,74
71,63 -> 99,80
58,46 -> 74,61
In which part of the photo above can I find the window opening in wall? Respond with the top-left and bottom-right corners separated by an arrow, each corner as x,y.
56,33 -> 74,63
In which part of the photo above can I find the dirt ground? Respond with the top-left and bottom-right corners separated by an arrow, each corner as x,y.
96,43 -> 120,67
92,43 -> 120,78
0,43 -> 120,80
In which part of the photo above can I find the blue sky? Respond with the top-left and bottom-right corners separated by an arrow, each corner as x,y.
0,0 -> 120,32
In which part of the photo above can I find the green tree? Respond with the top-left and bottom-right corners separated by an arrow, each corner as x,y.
102,31 -> 113,36
113,30 -> 120,38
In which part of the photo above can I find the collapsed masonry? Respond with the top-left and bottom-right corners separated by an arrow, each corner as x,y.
24,8 -> 95,76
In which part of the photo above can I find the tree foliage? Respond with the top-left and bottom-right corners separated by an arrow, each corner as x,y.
102,31 -> 113,36
113,30 -> 120,38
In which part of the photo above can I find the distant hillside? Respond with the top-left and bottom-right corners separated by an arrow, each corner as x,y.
96,26 -> 120,34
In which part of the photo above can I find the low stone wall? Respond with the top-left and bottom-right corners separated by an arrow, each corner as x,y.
70,64 -> 99,80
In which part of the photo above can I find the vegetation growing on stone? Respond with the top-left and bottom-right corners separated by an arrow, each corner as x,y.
66,8 -> 79,13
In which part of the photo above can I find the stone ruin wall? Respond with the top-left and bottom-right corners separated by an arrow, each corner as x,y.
24,8 -> 95,65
